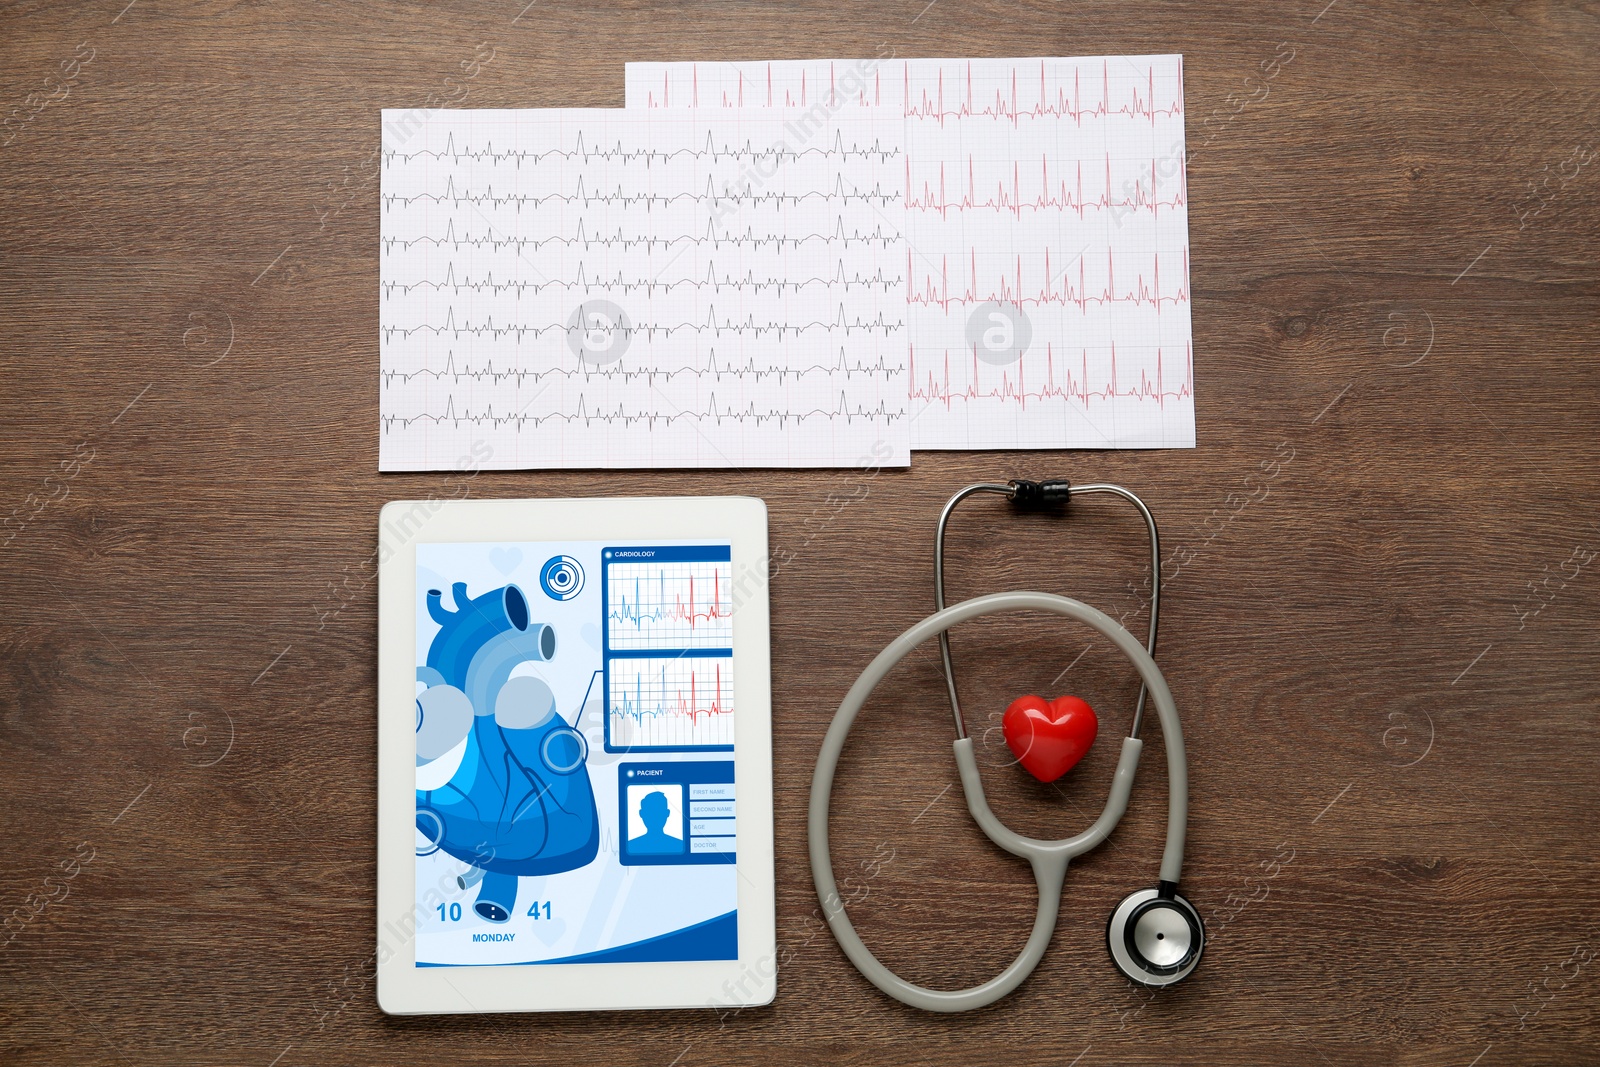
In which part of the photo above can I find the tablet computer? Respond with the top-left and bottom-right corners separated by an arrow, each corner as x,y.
375,496 -> 775,1014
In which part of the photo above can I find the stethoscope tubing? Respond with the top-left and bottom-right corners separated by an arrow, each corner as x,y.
808,590 -> 1188,1012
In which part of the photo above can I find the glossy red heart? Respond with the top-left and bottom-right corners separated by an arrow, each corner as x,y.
1002,695 -> 1099,782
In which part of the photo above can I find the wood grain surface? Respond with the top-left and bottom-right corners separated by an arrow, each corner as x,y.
2,1 -> 1598,1064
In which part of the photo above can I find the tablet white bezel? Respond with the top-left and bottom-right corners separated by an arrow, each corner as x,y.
376,496 -> 774,1014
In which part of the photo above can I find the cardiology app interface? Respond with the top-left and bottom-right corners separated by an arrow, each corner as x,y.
413,541 -> 738,967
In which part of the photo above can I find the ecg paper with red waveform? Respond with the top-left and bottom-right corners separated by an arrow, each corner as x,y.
379,109 -> 910,470
625,56 -> 1195,451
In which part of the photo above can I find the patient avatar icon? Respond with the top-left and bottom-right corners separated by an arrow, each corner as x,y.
626,785 -> 685,855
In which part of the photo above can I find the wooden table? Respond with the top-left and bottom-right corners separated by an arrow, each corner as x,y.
3,1 -> 1597,1063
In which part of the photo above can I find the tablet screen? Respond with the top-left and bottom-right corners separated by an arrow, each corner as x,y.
412,540 -> 740,967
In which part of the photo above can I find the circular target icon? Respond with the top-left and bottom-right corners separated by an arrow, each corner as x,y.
539,555 -> 585,601
540,726 -> 589,775
965,301 -> 1032,366
415,808 -> 445,856
566,300 -> 633,365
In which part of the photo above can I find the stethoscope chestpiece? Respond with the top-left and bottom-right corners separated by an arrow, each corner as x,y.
1106,884 -> 1205,987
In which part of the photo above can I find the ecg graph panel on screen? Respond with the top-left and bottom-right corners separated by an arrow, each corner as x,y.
607,560 -> 734,649
609,658 -> 735,750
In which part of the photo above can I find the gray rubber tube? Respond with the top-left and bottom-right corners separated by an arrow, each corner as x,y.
808,590 -> 1188,1012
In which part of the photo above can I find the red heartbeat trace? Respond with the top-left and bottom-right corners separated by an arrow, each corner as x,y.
675,661 -> 731,723
909,343 -> 1193,409
608,571 -> 734,631
905,154 -> 1186,219
675,574 -> 728,628
907,248 -> 1189,311
646,63 -> 885,109
903,60 -> 1183,126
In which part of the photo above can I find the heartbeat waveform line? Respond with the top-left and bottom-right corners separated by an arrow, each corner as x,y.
380,348 -> 905,389
380,216 -> 902,255
607,571 -> 732,635
902,60 -> 1183,126
380,260 -> 902,299
642,62 -> 889,109
908,342 -> 1193,409
614,58 -> 1196,452
385,129 -> 899,167
380,392 -> 906,433
381,173 -> 901,213
382,108 -> 913,468
609,660 -> 733,728
382,304 -> 904,344
905,155 -> 1186,219
906,248 -> 1189,311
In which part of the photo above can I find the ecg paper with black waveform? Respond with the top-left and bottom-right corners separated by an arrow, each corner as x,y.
624,56 -> 1196,452
379,109 -> 910,470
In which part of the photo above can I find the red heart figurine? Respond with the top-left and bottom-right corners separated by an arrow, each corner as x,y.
1002,695 -> 1099,782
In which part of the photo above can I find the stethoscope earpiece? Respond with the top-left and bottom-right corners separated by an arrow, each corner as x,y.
1107,886 -> 1205,987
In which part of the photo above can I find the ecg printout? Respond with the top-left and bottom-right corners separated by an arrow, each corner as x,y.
626,57 -> 1195,451
379,109 -> 909,470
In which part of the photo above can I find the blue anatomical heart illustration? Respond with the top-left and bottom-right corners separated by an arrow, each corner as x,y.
414,582 -> 598,922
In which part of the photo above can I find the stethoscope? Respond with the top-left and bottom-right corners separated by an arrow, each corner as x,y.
808,479 -> 1203,1011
